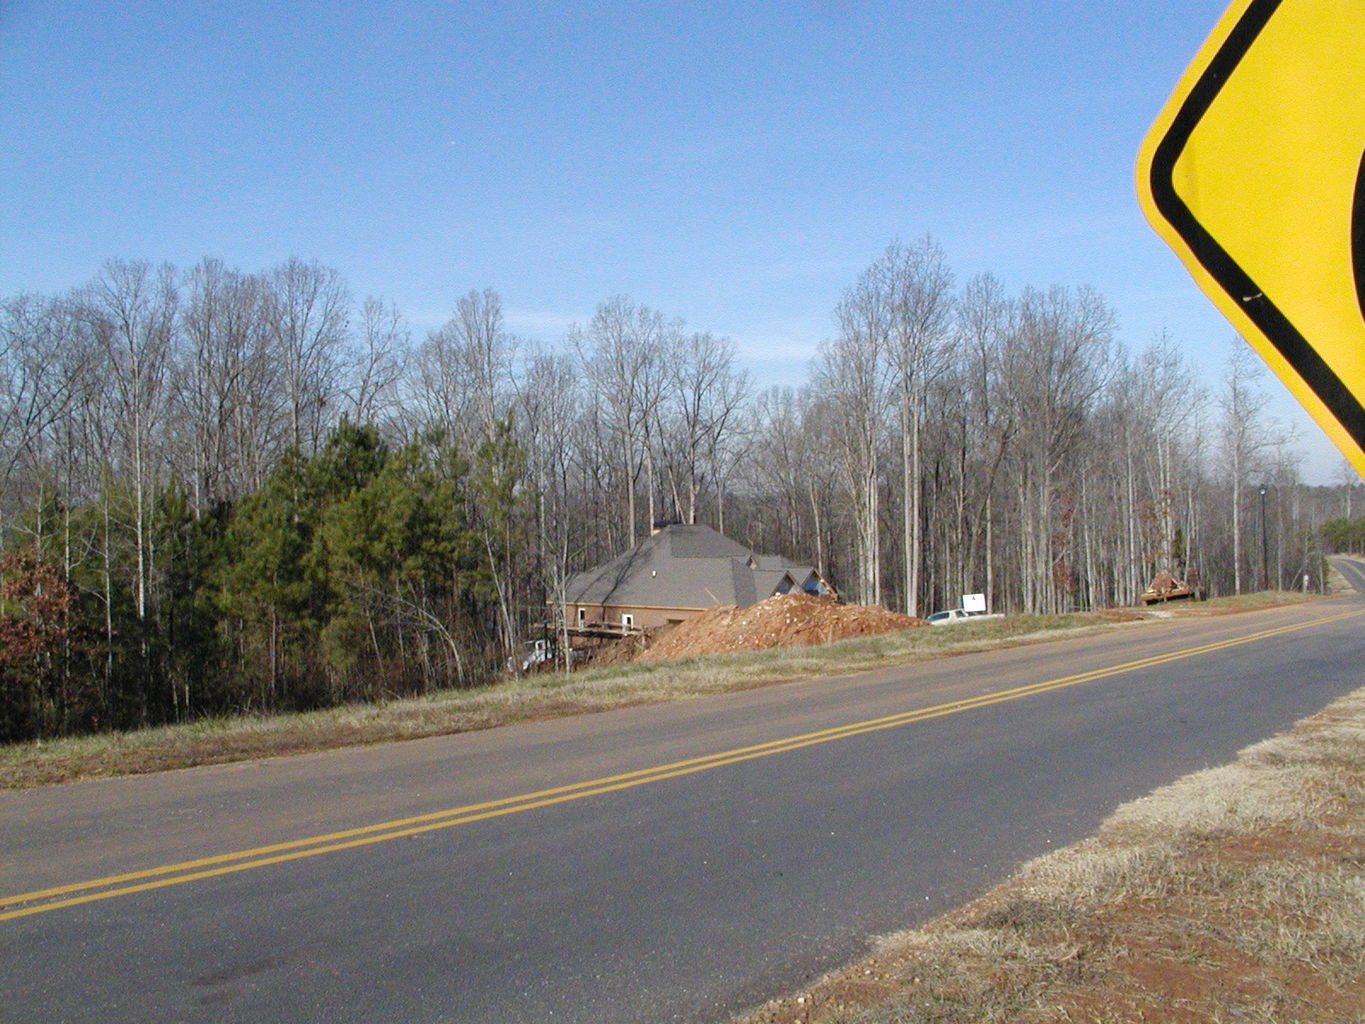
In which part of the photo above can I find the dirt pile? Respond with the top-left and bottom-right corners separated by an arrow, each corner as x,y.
638,592 -> 925,663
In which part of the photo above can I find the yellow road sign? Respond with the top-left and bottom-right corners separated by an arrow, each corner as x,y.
1137,0 -> 1365,477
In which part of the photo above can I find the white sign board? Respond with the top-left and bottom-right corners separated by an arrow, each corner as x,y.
962,593 -> 986,613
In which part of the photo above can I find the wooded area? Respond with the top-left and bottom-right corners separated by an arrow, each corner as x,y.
1,245 -> 1361,742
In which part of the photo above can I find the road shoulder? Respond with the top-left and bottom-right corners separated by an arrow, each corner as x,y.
731,682 -> 1365,1024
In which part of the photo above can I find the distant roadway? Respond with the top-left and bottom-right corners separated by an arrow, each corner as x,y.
1331,552 -> 1365,592
3,579 -> 1364,1024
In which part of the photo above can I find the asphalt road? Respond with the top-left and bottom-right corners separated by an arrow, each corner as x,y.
4,590 -> 1364,1024
1332,552 -> 1365,592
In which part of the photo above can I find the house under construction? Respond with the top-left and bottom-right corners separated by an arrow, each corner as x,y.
562,523 -> 832,636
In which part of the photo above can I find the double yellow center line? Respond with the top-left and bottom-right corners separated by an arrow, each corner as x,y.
3,609 -> 1357,923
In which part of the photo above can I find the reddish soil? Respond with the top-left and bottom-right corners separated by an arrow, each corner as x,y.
637,592 -> 925,663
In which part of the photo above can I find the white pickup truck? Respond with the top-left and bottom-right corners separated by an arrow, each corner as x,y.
925,608 -> 1002,625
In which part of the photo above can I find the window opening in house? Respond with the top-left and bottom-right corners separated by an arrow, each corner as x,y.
622,613 -> 635,629
577,607 -> 586,626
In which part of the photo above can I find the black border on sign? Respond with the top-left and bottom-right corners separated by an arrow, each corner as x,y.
1147,0 -> 1365,450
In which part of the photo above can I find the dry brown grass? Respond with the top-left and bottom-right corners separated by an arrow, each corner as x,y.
731,686 -> 1365,1024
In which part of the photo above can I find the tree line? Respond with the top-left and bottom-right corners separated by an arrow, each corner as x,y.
1,247 -> 1360,742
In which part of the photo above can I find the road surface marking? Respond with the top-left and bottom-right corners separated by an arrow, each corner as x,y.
3,608 -> 1358,922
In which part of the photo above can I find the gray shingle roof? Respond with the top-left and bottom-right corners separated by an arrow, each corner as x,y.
565,525 -> 813,610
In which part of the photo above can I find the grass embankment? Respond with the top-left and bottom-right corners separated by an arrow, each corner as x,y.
0,592 -> 1324,790
733,683 -> 1365,1024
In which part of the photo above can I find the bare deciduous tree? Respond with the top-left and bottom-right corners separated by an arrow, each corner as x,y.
349,297 -> 408,429
663,330 -> 751,526
815,298 -> 889,606
879,238 -> 955,615
411,289 -> 515,448
177,258 -> 283,507
576,296 -> 665,547
0,294 -> 87,524
517,346 -> 583,667
1003,285 -> 1116,612
82,259 -> 178,622
268,257 -> 349,455
1218,341 -> 1278,593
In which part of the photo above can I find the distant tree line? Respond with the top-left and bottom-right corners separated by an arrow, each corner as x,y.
1319,517 -> 1365,554
1,248 -> 1361,742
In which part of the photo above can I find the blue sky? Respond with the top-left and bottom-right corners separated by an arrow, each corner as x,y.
0,1 -> 1353,483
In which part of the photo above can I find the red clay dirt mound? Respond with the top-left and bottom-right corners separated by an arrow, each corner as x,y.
637,591 -> 925,663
